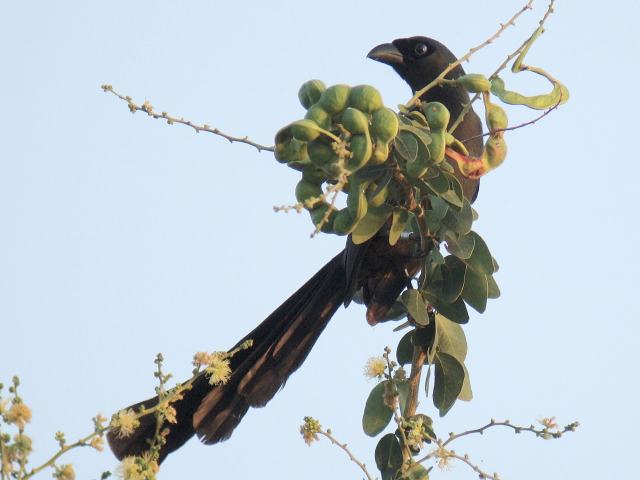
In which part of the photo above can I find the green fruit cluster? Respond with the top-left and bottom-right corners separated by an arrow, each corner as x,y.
275,80 -> 400,235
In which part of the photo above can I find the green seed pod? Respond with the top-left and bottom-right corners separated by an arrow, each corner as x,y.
366,182 -> 389,207
444,132 -> 469,156
456,74 -> 491,93
319,84 -> 351,115
291,119 -> 322,142
348,85 -> 383,113
274,126 -> 307,164
298,79 -> 326,110
485,102 -> 508,131
347,134 -> 373,172
309,204 -> 335,232
371,108 -> 399,143
483,134 -> 507,171
490,76 -> 569,110
295,179 -> 322,207
305,104 -> 332,130
423,102 -> 450,130
333,209 -> 355,235
346,181 -> 369,221
371,142 -> 390,164
307,137 -> 338,170
342,107 -> 370,135
302,166 -> 327,184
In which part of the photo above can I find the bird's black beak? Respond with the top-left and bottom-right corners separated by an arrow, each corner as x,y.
367,43 -> 404,66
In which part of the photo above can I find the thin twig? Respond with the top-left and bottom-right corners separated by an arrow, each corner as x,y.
405,0 -> 534,109
442,418 -> 579,448
414,417 -> 578,480
317,429 -> 375,480
460,94 -> 562,143
448,0 -> 557,133
435,445 -> 500,480
101,84 -> 274,153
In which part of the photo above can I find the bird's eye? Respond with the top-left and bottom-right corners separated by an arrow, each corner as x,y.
414,43 -> 428,56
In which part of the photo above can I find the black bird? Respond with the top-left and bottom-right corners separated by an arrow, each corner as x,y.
107,36 -> 484,464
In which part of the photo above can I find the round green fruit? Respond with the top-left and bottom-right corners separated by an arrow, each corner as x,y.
423,102 -> 450,130
347,134 -> 372,171
371,108 -> 399,143
348,85 -> 383,113
291,119 -> 321,142
309,204 -> 334,232
298,80 -> 326,109
319,84 -> 351,115
305,104 -> 331,130
295,179 -> 322,205
307,138 -> 338,169
333,209 -> 355,235
302,166 -> 327,184
341,107 -> 370,135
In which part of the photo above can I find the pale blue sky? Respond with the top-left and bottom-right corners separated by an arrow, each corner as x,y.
1,1 -> 638,479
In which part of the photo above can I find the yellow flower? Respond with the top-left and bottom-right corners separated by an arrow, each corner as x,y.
90,435 -> 104,452
6,402 -> 32,429
193,352 -> 213,367
299,417 -> 321,446
118,457 -> 142,480
539,416 -> 558,430
111,409 -> 140,439
363,357 -> 386,379
163,405 -> 177,424
53,464 -> 75,480
205,352 -> 231,385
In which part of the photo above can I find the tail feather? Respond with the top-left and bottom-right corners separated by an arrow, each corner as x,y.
195,251 -> 347,442
108,251 -> 347,462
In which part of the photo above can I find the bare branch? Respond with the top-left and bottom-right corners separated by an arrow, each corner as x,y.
101,84 -> 274,153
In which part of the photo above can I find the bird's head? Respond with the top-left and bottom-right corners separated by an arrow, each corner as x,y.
367,36 -> 464,94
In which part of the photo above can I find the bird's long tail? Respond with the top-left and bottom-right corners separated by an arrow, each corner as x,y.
107,251 -> 347,463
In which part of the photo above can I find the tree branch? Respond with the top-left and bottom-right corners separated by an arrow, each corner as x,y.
101,84 -> 274,153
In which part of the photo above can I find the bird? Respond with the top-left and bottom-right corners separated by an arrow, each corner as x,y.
107,36 -> 484,464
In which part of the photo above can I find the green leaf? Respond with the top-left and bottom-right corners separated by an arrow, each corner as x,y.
426,170 -> 449,194
375,434 -> 404,480
458,363 -> 473,401
433,352 -> 465,416
402,124 -> 433,149
389,209 -> 410,246
398,462 -> 430,480
355,163 -> 391,182
435,314 -> 468,363
463,231 -> 496,274
383,300 -> 407,322
413,323 -> 436,355
442,255 -> 466,303
442,172 -> 464,208
444,231 -> 475,260
363,381 -> 393,436
396,331 -> 414,366
426,295 -> 469,324
394,131 -> 419,163
400,289 -> 428,326
462,267 -> 488,313
428,195 -> 449,221
487,274 -> 501,299
427,248 -> 444,266
351,205 -> 392,245
441,198 -> 473,235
